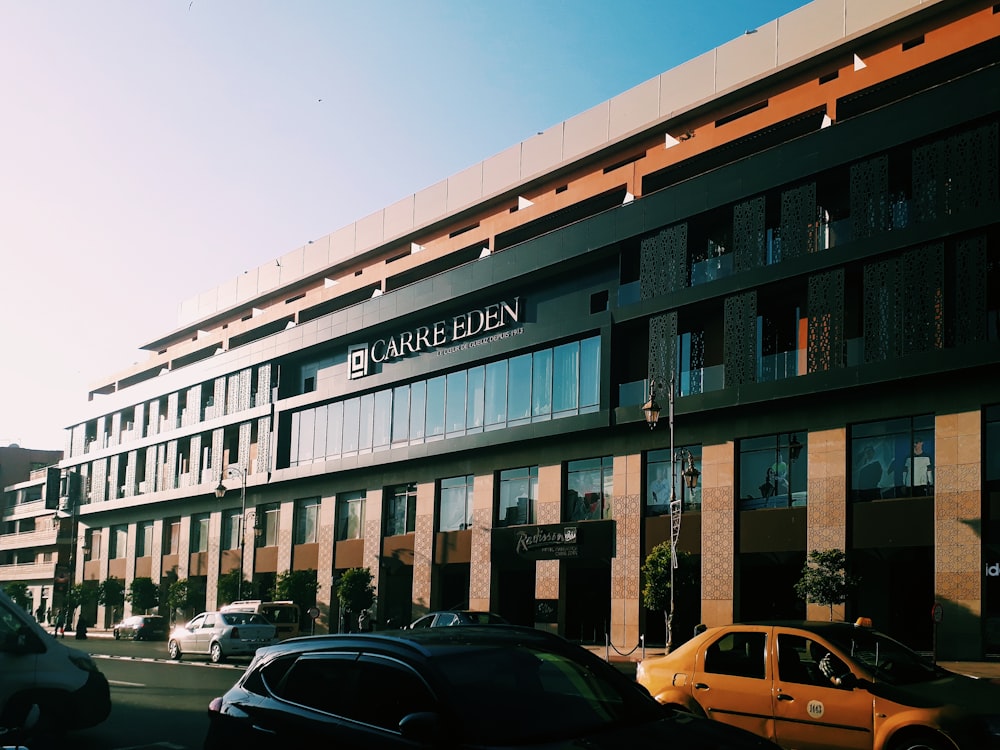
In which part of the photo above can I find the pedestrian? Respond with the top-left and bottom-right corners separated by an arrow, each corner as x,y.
75,617 -> 88,640
358,609 -> 371,632
54,610 -> 66,638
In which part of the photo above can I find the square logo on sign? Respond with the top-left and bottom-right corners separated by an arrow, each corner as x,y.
348,345 -> 369,380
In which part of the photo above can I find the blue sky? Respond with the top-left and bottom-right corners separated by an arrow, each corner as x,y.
0,0 -> 804,450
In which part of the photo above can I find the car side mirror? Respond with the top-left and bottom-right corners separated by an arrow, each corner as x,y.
838,672 -> 858,689
399,712 -> 444,743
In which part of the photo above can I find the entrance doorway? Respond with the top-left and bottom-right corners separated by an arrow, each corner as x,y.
564,563 -> 611,644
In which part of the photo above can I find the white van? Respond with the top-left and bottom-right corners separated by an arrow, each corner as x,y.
0,586 -> 111,735
220,599 -> 301,639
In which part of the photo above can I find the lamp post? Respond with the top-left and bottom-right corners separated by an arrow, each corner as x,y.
215,465 -> 253,600
644,375 -> 700,652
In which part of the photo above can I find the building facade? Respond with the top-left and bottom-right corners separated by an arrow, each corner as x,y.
15,0 -> 1000,657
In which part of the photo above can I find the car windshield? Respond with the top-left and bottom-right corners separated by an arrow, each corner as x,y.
430,644 -> 656,744
825,628 -> 948,685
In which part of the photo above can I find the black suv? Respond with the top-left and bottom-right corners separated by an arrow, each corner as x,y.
113,615 -> 168,641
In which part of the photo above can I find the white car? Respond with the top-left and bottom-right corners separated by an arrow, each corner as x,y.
167,611 -> 277,663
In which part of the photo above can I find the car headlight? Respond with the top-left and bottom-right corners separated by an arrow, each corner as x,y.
68,652 -> 101,674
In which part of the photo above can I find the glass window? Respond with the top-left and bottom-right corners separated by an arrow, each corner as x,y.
257,504 -> 280,548
531,348 -> 552,418
704,631 -> 767,679
850,415 -> 934,501
508,354 -> 531,422
325,401 -> 343,458
466,366 -> 484,431
498,466 -> 537,526
110,524 -> 128,559
336,491 -> 365,541
358,393 -> 375,452
384,483 -> 417,537
392,385 -> 410,445
426,377 -> 446,440
738,433 -> 808,510
485,360 -> 508,427
552,342 -> 579,413
222,510 -> 241,550
298,409 -> 315,463
163,519 -> 180,556
342,397 -> 360,455
373,389 -> 392,451
446,371 -> 467,436
294,498 -> 320,545
136,521 -> 154,557
190,514 -> 209,553
439,475 -> 474,531
313,404 -> 328,460
580,335 -> 600,409
647,447 -> 702,516
565,457 -> 613,521
410,381 -> 426,442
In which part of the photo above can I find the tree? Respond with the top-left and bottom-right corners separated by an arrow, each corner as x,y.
127,577 -> 159,614
98,576 -> 126,620
165,579 -> 191,623
274,569 -> 319,609
641,542 -> 697,651
794,549 -> 859,621
3,582 -> 30,610
217,569 -> 246,606
335,567 -> 375,630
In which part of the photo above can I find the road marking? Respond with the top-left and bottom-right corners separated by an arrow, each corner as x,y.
108,679 -> 146,687
90,653 -> 245,669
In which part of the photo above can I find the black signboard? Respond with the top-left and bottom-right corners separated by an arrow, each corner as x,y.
491,519 -> 616,564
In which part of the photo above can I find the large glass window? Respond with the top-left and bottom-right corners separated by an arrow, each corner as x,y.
136,521 -> 154,557
498,466 -> 537,526
565,457 -> 613,521
439,475 -> 474,532
485,360 -> 508,428
190,514 -> 209,553
646,446 -> 702,516
446,371 -> 467,436
392,386 -> 410,445
294,498 -> 320,545
336,491 -> 365,541
109,524 -> 128,559
162,518 -> 180,555
738,433 -> 808,510
553,342 -> 579,414
531,349 -> 552,418
256,503 -> 280,548
426,377 -> 446,440
508,354 -> 532,423
850,415 -> 934,501
222,510 -> 241,550
384,483 -> 417,537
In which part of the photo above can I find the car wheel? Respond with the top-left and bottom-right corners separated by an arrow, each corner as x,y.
209,642 -> 225,664
889,733 -> 950,750
168,640 -> 181,660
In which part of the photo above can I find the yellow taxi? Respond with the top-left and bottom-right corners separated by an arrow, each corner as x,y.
636,619 -> 1000,750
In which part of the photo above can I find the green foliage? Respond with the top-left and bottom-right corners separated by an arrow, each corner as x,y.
217,569 -> 246,605
3,582 -> 30,609
127,577 -> 159,613
97,576 -> 125,608
794,549 -> 859,620
274,569 -> 319,609
335,567 -> 375,615
641,541 -> 696,614
164,579 -> 191,621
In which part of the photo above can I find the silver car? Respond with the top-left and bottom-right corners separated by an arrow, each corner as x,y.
167,611 -> 277,664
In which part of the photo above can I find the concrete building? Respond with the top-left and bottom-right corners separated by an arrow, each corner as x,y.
30,0 -> 1000,657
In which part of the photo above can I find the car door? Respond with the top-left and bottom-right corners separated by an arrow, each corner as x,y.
691,625 -> 774,741
772,631 -> 873,750
181,614 -> 206,653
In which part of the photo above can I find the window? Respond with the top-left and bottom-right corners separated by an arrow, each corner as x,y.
135,521 -> 153,558
190,513 -> 210,553
256,504 -> 280,547
647,446 -> 702,516
384,484 -> 417,537
738,433 -> 807,510
704,631 -> 767,679
439,475 -> 474,531
336,491 -> 365,541
850,415 -> 934,501
222,510 -> 241,550
498,466 -> 537,526
163,518 -> 180,555
109,524 -> 128,559
565,457 -> 613,521
294,498 -> 320,545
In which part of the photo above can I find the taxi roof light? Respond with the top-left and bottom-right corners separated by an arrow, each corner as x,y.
854,616 -> 873,629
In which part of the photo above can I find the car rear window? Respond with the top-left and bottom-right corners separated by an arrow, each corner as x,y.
221,613 -> 270,626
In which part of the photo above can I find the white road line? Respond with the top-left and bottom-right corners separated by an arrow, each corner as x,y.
108,679 -> 145,687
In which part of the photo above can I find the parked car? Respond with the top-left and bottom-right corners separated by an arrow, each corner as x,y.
0,586 -> 111,736
636,619 -> 1000,750
113,615 -> 168,641
204,625 -> 780,749
168,610 -> 277,664
407,610 -> 508,628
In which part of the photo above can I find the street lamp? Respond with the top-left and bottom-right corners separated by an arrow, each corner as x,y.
215,465 -> 255,600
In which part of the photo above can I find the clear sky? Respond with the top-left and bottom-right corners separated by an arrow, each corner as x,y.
0,0 -> 804,451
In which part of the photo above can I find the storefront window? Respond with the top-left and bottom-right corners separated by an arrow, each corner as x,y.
336,491 -> 365,541
439,475 -> 474,531
384,483 -> 417,537
294,498 -> 320,545
850,415 -> 934,501
646,446 -> 702,516
565,457 -> 613,521
498,466 -> 537,526
738,433 -> 808,510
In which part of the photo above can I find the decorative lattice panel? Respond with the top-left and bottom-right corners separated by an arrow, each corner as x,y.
257,364 -> 272,406
863,259 -> 896,364
780,183 -> 817,260
167,392 -> 179,429
214,378 -> 227,418
639,223 -> 688,299
688,330 -> 705,395
238,422 -> 252,474
123,451 -> 137,498
91,459 -> 107,504
190,435 -> 202,485
165,441 -> 178,491
256,416 -> 271,474
734,196 -> 766,272
648,312 -> 677,393
913,122 -> 1000,222
954,235 -> 986,346
807,269 -> 845,373
108,455 -> 120,500
900,243 -> 944,357
724,292 -> 757,387
850,155 -> 888,240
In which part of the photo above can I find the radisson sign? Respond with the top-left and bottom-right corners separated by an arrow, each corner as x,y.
348,297 -> 523,379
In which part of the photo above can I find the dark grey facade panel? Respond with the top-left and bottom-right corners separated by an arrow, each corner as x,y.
807,269 -> 845,373
724,291 -> 757,388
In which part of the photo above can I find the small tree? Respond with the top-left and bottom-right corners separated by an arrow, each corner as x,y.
217,569 -> 246,606
275,570 -> 319,608
127,577 -> 159,614
794,549 -> 859,621
335,567 -> 375,631
98,576 -> 126,621
165,579 -> 191,624
641,541 -> 696,651
3,582 -> 30,610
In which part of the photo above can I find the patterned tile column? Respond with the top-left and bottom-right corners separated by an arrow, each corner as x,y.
206,511 -> 222,609
701,442 -> 736,627
124,523 -> 138,618
362,491 -> 382,609
935,411 -> 982,659
412,482 -> 435,613
805,428 -> 848,621
277,500 -> 294,573
316,495 -> 336,633
469,473 -> 494,612
536,465 -> 562,631
611,453 -> 642,651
